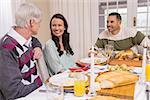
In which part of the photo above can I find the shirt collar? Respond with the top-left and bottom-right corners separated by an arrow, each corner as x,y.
7,27 -> 32,47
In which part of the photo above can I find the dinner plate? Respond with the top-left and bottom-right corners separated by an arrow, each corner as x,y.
87,65 -> 108,74
49,72 -> 88,87
79,58 -> 91,64
130,67 -> 142,75
80,57 -> 107,64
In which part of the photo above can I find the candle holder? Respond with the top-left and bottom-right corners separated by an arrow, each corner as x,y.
146,82 -> 150,100
88,46 -> 96,97
140,41 -> 147,83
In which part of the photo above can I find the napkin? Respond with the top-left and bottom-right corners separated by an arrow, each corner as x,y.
69,66 -> 89,72
76,61 -> 90,68
69,61 -> 90,72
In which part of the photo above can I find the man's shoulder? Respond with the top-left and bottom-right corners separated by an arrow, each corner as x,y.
0,45 -> 11,57
100,30 -> 108,34
98,30 -> 109,39
121,27 -> 138,37
123,27 -> 137,32
0,35 -> 18,50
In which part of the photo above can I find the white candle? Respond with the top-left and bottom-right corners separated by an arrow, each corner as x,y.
141,41 -> 147,80
91,46 -> 95,66
89,46 -> 96,96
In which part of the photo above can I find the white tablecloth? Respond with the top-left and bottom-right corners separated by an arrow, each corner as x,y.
16,84 -> 92,100
16,85 -> 47,100
16,68 -> 104,100
134,80 -> 146,100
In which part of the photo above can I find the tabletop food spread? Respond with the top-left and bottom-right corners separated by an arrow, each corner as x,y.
17,49 -> 145,100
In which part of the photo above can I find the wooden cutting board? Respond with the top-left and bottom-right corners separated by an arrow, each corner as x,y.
108,59 -> 142,67
97,84 -> 135,100
90,95 -> 127,100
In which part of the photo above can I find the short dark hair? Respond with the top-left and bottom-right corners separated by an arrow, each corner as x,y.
108,12 -> 122,21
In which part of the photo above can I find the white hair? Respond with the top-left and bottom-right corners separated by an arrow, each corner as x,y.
15,3 -> 42,28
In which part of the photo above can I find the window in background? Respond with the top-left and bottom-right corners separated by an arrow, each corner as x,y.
0,0 -> 25,39
99,0 -> 127,34
137,0 -> 150,35
98,0 -> 150,35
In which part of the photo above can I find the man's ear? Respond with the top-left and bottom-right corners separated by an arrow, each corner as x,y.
29,19 -> 35,27
25,19 -> 31,28
119,20 -> 121,24
25,19 -> 34,28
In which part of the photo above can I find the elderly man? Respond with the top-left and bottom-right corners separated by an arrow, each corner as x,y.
95,12 -> 149,53
0,3 -> 43,100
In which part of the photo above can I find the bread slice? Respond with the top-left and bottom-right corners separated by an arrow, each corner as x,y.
96,71 -> 138,88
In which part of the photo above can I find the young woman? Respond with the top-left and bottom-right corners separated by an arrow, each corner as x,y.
44,14 -> 75,75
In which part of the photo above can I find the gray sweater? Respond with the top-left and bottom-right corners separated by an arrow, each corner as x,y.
0,35 -> 42,100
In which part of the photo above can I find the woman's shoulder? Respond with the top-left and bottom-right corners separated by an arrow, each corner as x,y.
44,39 -> 57,50
45,39 -> 55,46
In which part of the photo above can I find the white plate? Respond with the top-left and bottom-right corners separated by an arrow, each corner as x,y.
49,73 -> 88,87
80,57 -> 107,64
131,67 -> 142,75
87,65 -> 108,74
94,65 -> 108,70
80,58 -> 90,63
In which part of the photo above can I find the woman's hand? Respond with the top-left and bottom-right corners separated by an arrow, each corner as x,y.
33,47 -> 42,60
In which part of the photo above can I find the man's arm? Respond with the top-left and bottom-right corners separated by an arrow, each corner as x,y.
132,31 -> 150,48
31,36 -> 42,49
31,37 -> 42,60
132,31 -> 145,45
95,38 -> 105,48
0,49 -> 42,99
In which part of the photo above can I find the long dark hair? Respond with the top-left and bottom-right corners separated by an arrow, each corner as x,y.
49,13 -> 74,56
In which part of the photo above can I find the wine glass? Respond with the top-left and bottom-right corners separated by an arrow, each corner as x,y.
104,44 -> 114,59
46,83 -> 64,100
147,48 -> 150,60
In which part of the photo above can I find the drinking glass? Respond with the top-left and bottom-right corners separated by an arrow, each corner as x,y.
146,63 -> 150,81
46,83 -> 64,100
147,48 -> 150,59
74,72 -> 86,97
104,44 -> 114,59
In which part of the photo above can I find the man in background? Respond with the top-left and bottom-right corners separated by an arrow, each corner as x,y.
95,12 -> 149,53
0,3 -> 43,100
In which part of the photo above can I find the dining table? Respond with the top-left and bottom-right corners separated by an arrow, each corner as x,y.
16,81 -> 136,100
16,55 -> 145,100
16,84 -> 92,100
16,70 -> 137,100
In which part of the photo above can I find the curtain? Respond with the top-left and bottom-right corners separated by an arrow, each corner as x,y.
0,0 -> 26,39
0,0 -> 12,38
49,0 -> 99,60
